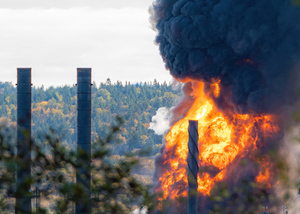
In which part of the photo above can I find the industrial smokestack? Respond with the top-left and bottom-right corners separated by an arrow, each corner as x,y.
76,68 -> 92,214
187,120 -> 199,214
16,68 -> 32,213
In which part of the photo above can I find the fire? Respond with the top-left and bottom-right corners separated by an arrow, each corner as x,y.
255,157 -> 273,189
211,79 -> 221,98
156,81 -> 279,201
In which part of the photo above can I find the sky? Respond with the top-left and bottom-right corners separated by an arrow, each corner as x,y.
0,0 -> 171,87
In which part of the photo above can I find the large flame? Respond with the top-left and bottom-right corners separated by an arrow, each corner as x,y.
156,81 -> 279,201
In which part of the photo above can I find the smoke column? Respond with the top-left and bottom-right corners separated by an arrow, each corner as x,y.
150,0 -> 300,114
150,0 -> 300,213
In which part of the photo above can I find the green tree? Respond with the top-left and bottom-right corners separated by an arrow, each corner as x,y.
0,118 -> 155,214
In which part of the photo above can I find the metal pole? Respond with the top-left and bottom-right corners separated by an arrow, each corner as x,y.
187,120 -> 199,214
16,68 -> 32,213
75,68 -> 92,214
35,187 -> 40,213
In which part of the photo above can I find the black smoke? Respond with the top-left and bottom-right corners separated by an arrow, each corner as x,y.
151,0 -> 300,114
150,0 -> 300,213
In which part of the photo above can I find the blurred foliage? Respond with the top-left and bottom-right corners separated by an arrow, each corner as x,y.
0,117 -> 156,213
292,0 -> 300,6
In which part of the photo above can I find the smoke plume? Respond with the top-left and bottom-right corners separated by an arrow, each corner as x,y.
150,0 -> 300,213
150,0 -> 300,114
149,107 -> 170,135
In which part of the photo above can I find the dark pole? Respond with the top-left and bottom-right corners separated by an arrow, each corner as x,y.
187,120 -> 199,214
16,68 -> 32,213
75,68 -> 92,214
36,187 -> 37,212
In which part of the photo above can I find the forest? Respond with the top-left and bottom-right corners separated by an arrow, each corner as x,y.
0,79 -> 182,186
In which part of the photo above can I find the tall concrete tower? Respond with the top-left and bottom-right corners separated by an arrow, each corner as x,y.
76,68 -> 92,214
16,68 -> 32,213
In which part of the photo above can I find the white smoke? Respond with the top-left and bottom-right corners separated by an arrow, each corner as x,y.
275,125 -> 300,213
170,77 -> 182,91
149,107 -> 170,135
130,206 -> 148,214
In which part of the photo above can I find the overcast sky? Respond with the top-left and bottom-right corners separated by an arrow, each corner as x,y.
0,0 -> 171,87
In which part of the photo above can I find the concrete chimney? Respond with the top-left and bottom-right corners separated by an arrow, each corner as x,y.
76,68 -> 92,214
187,120 -> 199,214
16,68 -> 32,213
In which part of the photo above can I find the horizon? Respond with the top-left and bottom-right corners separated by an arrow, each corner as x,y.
0,76 -> 175,89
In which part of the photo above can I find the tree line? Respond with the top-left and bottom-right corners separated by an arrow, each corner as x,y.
0,79 -> 181,188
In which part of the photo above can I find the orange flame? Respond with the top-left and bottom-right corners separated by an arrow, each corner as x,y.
156,81 -> 279,201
